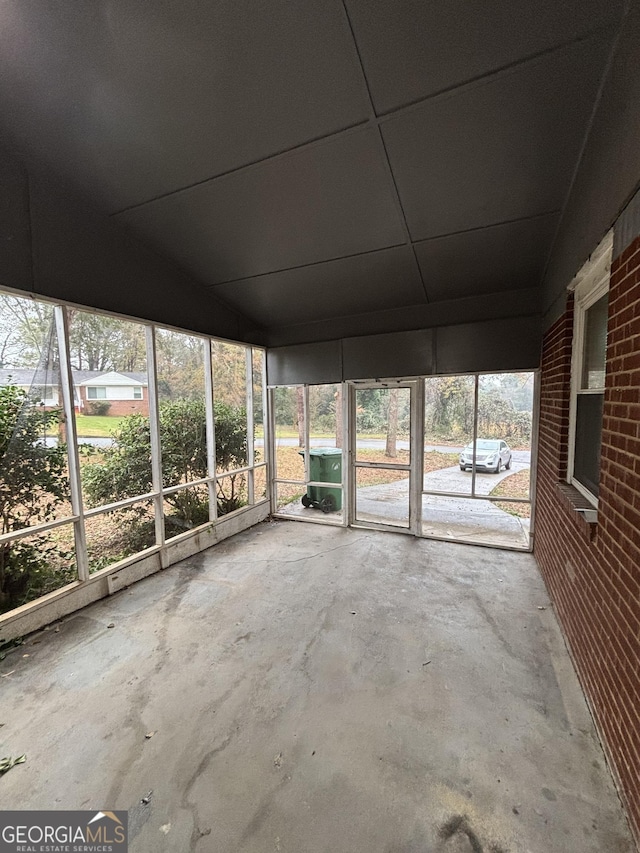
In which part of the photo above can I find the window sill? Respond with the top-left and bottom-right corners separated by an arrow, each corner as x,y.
556,482 -> 598,542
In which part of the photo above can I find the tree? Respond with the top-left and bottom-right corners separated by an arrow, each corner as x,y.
155,329 -> 206,401
0,384 -> 71,611
385,388 -> 399,458
296,387 -> 305,446
335,385 -> 343,448
0,295 -> 53,368
273,386 -> 296,429
425,377 -> 474,440
212,341 -> 248,408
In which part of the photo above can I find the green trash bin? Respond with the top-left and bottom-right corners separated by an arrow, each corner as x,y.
299,447 -> 343,513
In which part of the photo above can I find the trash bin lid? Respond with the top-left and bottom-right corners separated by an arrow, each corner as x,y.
308,447 -> 342,456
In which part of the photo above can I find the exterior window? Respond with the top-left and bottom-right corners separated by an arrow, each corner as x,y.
568,233 -> 611,505
87,386 -> 106,399
133,386 -> 143,399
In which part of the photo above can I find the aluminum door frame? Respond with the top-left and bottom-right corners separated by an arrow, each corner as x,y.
347,379 -> 424,536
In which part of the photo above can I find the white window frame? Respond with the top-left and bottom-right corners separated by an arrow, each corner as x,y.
0,286 -> 270,628
87,386 -> 107,399
567,231 -> 612,507
133,386 -> 143,399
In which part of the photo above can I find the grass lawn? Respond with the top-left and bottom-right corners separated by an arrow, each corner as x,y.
490,469 -> 531,518
74,415 -> 127,437
274,447 -> 459,482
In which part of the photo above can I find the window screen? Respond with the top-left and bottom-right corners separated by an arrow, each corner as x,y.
574,292 -> 608,498
581,294 -> 608,390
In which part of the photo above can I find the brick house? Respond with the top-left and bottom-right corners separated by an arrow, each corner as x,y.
0,368 -> 148,416
75,370 -> 148,416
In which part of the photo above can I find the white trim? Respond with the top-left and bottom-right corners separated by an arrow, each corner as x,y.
349,380 -> 418,533
204,338 -> 218,522
145,325 -> 166,551
78,372 -> 146,387
567,231 -> 612,506
0,286 -> 271,628
568,230 -> 613,296
55,306 -> 89,581
245,347 -> 255,506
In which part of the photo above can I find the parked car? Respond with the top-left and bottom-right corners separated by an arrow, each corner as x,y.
459,439 -> 512,473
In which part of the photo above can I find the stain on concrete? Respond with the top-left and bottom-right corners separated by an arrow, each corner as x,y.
0,523 -> 633,853
438,815 -> 507,853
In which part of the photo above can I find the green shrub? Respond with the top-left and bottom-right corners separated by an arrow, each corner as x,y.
82,398 -> 248,527
87,400 -> 111,416
0,384 -> 71,612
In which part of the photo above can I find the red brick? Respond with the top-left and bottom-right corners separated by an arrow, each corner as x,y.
535,237 -> 640,846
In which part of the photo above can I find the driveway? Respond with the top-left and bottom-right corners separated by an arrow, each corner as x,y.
271,437 -> 532,465
279,461 -> 531,549
424,460 -> 530,494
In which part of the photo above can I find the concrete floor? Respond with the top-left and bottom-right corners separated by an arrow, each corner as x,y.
0,521 -> 633,853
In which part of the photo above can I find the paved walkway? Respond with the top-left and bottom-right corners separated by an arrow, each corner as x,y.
278,463 -> 531,549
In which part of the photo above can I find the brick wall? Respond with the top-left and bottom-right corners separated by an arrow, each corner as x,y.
535,235 -> 640,846
91,399 -> 149,417
79,387 -> 149,417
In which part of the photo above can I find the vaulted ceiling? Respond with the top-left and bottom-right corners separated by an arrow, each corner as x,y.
0,1 -> 627,345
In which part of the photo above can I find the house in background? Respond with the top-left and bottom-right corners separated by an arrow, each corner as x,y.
75,371 -> 148,416
0,368 -> 148,416
0,368 -> 60,408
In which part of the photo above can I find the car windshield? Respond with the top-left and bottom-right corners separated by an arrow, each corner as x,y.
465,440 -> 500,451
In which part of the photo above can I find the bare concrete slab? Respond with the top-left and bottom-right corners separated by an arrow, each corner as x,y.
0,522 -> 632,852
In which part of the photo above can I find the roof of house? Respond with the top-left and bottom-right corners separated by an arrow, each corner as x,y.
0,368 -> 147,387
76,371 -> 146,386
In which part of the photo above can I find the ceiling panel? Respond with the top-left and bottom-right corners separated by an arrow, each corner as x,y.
0,147 -> 31,291
117,129 -> 406,285
0,0 -> 368,210
211,246 -> 426,327
265,288 -> 541,347
415,214 -> 559,301
345,0 -> 623,114
381,33 -> 613,241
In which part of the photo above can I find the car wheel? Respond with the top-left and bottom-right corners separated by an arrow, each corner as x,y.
505,456 -> 512,470
493,462 -> 501,474
460,465 -> 465,471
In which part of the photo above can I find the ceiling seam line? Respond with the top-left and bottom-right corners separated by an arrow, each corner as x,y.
205,211 -> 562,290
266,305 -> 542,346
205,210 -> 561,290
107,22 -> 619,218
202,242 -> 407,288
265,289 -> 540,333
412,210 -> 562,245
375,125 -> 431,301
539,12 -> 628,293
339,0 -> 429,302
110,120 -> 369,215
338,0 -> 379,119
375,20 -> 623,125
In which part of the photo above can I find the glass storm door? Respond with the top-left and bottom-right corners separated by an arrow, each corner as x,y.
349,381 -> 421,533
